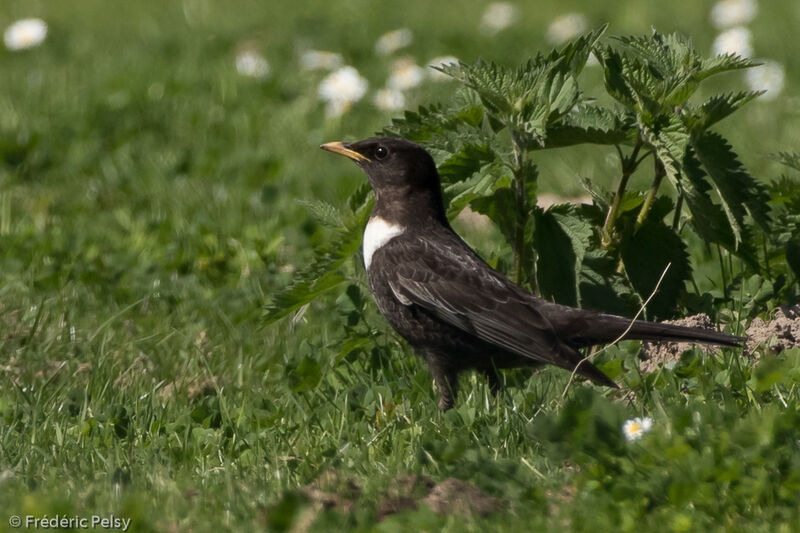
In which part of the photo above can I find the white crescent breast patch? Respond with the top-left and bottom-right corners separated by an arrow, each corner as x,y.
363,216 -> 405,270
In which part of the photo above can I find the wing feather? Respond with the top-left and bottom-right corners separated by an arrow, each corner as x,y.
385,234 -> 566,367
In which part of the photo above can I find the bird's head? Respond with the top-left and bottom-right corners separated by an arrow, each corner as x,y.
320,137 -> 445,223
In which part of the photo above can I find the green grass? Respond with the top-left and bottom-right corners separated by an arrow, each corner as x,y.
1,1 -> 799,531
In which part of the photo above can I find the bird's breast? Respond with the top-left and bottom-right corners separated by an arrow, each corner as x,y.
363,216 -> 405,270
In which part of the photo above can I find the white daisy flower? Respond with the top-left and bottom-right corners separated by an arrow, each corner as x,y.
710,0 -> 758,30
373,88 -> 405,111
427,55 -> 459,81
546,13 -> 588,45
387,58 -> 425,91
318,65 -> 369,117
235,49 -> 270,79
746,60 -> 785,101
623,417 -> 653,442
4,18 -> 48,51
300,50 -> 343,71
480,2 -> 519,34
711,26 -> 753,58
375,28 -> 413,56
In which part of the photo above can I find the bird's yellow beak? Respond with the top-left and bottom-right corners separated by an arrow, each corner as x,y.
320,141 -> 371,163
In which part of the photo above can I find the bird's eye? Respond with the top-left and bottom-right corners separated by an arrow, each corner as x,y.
374,146 -> 389,160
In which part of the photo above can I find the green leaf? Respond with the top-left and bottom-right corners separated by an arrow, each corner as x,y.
621,219 -> 692,319
768,151 -> 800,173
289,355 -> 322,392
347,181 -> 373,212
639,113 -> 690,187
552,25 -> 608,75
753,355 -> 788,392
787,241 -> 800,281
296,199 -> 344,229
692,131 -> 771,233
469,186 -> 517,247
684,91 -> 761,132
264,194 -> 371,325
595,46 -> 637,108
543,105 -> 633,148
681,149 -> 758,266
437,143 -> 495,185
381,104 -> 456,142
444,169 -> 506,220
698,53 -> 759,80
534,205 -> 593,307
579,249 -> 638,316
438,30 -> 606,150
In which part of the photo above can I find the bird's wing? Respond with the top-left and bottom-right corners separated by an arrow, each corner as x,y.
383,232 -> 569,367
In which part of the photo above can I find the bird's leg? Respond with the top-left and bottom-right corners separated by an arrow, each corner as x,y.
430,365 -> 458,410
483,368 -> 503,397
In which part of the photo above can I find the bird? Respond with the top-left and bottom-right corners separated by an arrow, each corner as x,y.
320,137 -> 745,410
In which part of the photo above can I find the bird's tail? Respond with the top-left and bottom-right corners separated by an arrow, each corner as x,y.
615,317 -> 743,346
539,302 -> 745,348
588,313 -> 744,347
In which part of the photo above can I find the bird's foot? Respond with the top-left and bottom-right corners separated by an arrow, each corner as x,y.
483,368 -> 503,397
431,367 -> 458,411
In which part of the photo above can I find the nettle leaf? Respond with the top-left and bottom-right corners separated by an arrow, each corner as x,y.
698,53 -> 759,80
550,24 -> 607,75
296,199 -> 344,230
437,60 -> 516,117
768,151 -> 800,173
685,91 -> 761,132
614,31 -> 693,76
546,105 -> 633,148
346,181 -> 373,212
469,186 -> 517,247
264,193 -> 371,325
382,104 -> 460,142
444,169 -> 504,219
601,31 -> 760,123
595,46 -> 636,108
540,70 -> 581,119
440,30 -> 606,149
682,149 -> 758,265
692,131 -> 771,233
580,177 -> 614,213
534,204 -> 593,307
437,142 -> 495,185
579,249 -> 638,316
639,113 -> 690,187
613,31 -> 701,104
621,219 -> 692,319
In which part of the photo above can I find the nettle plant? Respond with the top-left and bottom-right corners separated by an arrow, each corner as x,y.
267,27 -> 781,327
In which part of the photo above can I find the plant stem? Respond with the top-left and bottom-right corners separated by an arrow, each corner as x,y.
762,233 -> 772,280
671,194 -> 683,231
511,137 -> 528,286
602,140 -> 642,248
635,157 -> 666,230
717,244 -> 729,301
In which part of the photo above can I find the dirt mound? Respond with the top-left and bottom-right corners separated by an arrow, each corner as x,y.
422,477 -> 502,516
638,307 -> 800,371
745,305 -> 800,356
294,471 -> 501,523
378,475 -> 501,520
639,314 -> 720,372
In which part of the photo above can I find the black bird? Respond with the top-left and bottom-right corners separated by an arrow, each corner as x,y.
320,137 -> 744,410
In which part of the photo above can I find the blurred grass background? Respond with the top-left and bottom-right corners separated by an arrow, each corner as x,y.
0,1 -> 798,531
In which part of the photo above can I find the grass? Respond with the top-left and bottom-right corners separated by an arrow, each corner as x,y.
1,0 -> 799,531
